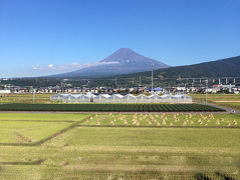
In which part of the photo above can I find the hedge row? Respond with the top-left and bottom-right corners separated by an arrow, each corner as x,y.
0,103 -> 225,112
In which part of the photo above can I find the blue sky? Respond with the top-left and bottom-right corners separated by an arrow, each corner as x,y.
0,0 -> 240,77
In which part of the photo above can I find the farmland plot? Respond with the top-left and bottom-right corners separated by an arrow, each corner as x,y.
1,127 -> 239,179
0,112 -> 239,179
0,113 -> 90,145
0,93 -> 54,104
81,113 -> 240,127
0,103 -> 225,112
0,121 -> 69,144
191,94 -> 240,110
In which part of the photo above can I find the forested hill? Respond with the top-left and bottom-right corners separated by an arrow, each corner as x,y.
117,55 -> 240,79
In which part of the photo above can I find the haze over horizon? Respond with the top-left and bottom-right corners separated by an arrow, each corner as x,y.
0,0 -> 240,77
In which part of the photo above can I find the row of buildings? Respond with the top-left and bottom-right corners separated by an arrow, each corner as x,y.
0,84 -> 240,94
177,84 -> 240,94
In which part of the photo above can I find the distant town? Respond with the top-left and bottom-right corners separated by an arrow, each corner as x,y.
1,77 -> 239,95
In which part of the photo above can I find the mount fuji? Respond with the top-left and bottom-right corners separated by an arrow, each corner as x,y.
50,48 -> 170,78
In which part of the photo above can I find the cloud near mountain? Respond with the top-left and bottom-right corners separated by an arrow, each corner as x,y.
32,61 -> 119,74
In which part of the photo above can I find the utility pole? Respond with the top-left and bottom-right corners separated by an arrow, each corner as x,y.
32,87 -> 35,104
115,77 -> 118,89
205,79 -> 208,105
61,81 -> 64,93
151,64 -> 154,90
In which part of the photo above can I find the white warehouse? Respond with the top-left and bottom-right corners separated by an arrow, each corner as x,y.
50,93 -> 192,103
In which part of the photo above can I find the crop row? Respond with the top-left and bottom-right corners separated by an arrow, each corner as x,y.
0,103 -> 225,112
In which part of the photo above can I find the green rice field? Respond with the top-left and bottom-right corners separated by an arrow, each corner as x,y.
0,112 -> 239,179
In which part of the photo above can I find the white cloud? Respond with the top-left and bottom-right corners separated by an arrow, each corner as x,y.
71,62 -> 79,66
32,65 -> 40,70
48,64 -> 54,68
31,61 -> 119,75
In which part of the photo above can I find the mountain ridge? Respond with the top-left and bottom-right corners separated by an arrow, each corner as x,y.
83,55 -> 240,87
116,55 -> 240,79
